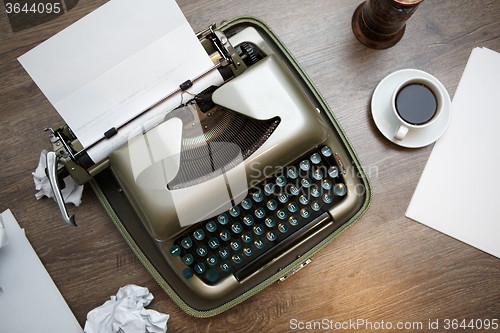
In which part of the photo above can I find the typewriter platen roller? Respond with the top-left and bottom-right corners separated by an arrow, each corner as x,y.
46,18 -> 371,315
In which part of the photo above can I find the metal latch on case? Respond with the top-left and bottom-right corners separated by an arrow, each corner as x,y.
278,259 -> 312,284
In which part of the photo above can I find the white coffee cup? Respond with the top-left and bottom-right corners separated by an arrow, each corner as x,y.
392,76 -> 444,141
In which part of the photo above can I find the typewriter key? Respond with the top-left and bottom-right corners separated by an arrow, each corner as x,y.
287,166 -> 298,179
287,202 -> 298,213
182,254 -> 194,265
333,183 -> 347,196
253,224 -> 264,236
321,146 -> 333,157
169,245 -> 181,257
205,269 -> 219,282
181,237 -> 192,249
219,247 -> 230,258
207,255 -> 218,266
229,206 -> 240,217
220,261 -> 231,272
241,198 -> 253,210
254,238 -> 265,249
197,246 -> 208,257
193,229 -> 205,241
266,230 -> 277,241
194,263 -> 205,274
310,153 -> 321,164
278,223 -> 288,233
328,166 -> 339,178
265,217 -> 276,228
220,230 -> 230,241
243,215 -> 254,226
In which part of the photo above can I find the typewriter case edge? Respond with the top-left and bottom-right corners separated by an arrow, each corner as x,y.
90,16 -> 373,317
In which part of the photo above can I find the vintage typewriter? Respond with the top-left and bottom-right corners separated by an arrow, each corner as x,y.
45,18 -> 371,316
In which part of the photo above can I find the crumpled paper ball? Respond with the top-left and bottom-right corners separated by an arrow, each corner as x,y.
84,284 -> 169,333
32,150 -> 84,206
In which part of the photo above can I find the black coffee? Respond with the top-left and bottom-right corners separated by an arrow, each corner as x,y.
395,83 -> 437,125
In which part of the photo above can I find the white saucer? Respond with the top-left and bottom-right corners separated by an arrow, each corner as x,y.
371,69 -> 452,148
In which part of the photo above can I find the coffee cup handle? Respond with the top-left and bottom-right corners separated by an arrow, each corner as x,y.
394,125 -> 409,141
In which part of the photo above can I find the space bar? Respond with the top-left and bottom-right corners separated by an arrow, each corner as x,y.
234,212 -> 332,281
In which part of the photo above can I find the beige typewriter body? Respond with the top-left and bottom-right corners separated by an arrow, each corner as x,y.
45,21 -> 370,314
108,28 -> 364,300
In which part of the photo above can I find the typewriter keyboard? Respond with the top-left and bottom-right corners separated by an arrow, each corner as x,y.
168,145 -> 347,284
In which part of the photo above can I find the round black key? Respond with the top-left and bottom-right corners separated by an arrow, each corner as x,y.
208,237 -> 219,249
299,194 -> 309,205
278,223 -> 288,233
310,153 -> 321,164
254,238 -> 265,249
300,208 -> 310,219
252,191 -> 263,202
266,230 -> 277,241
300,160 -> 310,171
219,247 -> 230,258
313,169 -> 324,181
220,261 -> 231,272
232,253 -> 243,264
278,192 -> 289,203
255,207 -> 265,219
333,183 -> 347,196
241,198 -> 252,210
230,240 -> 242,251
265,216 -> 276,228
197,245 -> 208,257
169,245 -> 181,257
328,166 -> 339,178
217,213 -> 229,225
243,215 -> 254,226
264,183 -> 275,194
289,215 -> 299,226
220,230 -> 230,241
241,232 -> 253,243
289,185 -> 300,196
322,179 -> 332,190
206,221 -> 217,232
322,193 -> 333,204
287,201 -> 298,213
181,237 -> 192,249
229,206 -> 240,218
321,145 -> 332,157
231,222 -> 242,234
253,224 -> 264,236
276,176 -> 287,187
243,246 -> 254,257
205,268 -> 219,282
207,255 -> 218,266
311,201 -> 321,211
287,166 -> 298,179
277,209 -> 287,220
301,177 -> 312,188
193,229 -> 205,241
266,199 -> 278,211
194,262 -> 205,274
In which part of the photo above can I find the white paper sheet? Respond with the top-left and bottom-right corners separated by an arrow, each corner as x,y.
18,0 -> 223,162
406,47 -> 500,259
0,209 -> 83,332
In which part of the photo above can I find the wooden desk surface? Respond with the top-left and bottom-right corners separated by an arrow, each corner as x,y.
1,0 -> 499,331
